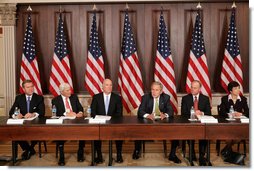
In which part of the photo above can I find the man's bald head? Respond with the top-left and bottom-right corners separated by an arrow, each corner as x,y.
102,79 -> 113,94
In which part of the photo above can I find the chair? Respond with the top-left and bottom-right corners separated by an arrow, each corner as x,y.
142,140 -> 168,158
216,105 -> 246,156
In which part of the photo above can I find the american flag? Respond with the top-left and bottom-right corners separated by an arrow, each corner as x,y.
49,13 -> 73,96
154,12 -> 178,114
20,14 -> 42,95
85,13 -> 105,96
220,7 -> 243,93
186,10 -> 211,98
118,11 -> 144,113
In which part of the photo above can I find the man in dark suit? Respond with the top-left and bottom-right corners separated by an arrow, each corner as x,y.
91,79 -> 123,163
181,80 -> 211,166
133,81 -> 181,164
52,83 -> 84,166
9,79 -> 45,160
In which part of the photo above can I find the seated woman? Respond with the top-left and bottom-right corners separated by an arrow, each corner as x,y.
219,81 -> 249,165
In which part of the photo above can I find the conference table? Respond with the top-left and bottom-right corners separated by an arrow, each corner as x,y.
0,115 -> 249,166
0,116 -> 99,166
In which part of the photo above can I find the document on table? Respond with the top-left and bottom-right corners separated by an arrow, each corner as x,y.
59,116 -> 76,120
197,115 -> 218,123
7,119 -> 24,125
7,113 -> 39,124
88,118 -> 106,124
94,115 -> 111,120
46,119 -> 63,124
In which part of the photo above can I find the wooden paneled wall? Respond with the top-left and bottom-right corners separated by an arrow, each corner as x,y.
15,1 -> 249,94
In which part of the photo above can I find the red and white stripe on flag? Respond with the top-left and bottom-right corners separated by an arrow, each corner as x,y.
20,54 -> 42,95
220,50 -> 243,93
118,52 -> 144,113
155,51 -> 178,114
85,52 -> 105,96
49,53 -> 73,97
186,52 -> 212,98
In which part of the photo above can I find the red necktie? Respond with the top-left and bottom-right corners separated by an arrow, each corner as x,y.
65,97 -> 72,112
194,96 -> 198,111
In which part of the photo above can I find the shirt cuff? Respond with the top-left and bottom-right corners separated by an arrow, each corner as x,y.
143,114 -> 149,118
165,113 -> 169,118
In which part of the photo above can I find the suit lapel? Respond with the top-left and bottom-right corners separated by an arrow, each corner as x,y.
21,94 -> 27,113
100,93 -> 106,115
159,94 -> 164,111
69,95 -> 75,112
29,93 -> 35,112
59,96 -> 65,112
148,94 -> 154,114
107,94 -> 113,115
189,94 -> 194,107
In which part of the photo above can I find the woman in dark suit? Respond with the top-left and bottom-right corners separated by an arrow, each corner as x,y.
219,81 -> 249,118
219,81 -> 249,165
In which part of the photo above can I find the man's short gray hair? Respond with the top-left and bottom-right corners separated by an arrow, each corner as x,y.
59,83 -> 71,92
151,81 -> 163,90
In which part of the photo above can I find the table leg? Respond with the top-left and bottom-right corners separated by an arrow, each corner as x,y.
108,140 -> 112,166
91,141 -> 95,166
207,140 -> 212,166
189,140 -> 194,166
12,141 -> 17,166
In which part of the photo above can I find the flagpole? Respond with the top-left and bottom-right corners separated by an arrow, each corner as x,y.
59,5 -> 62,14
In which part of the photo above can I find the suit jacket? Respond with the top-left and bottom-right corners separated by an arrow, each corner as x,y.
181,93 -> 211,117
219,95 -> 249,118
91,92 -> 122,118
137,92 -> 173,118
52,94 -> 83,116
9,93 -> 45,118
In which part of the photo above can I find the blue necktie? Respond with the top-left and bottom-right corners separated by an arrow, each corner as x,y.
105,95 -> 109,115
27,96 -> 31,113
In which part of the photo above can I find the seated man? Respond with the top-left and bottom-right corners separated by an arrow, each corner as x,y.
133,81 -> 181,164
52,83 -> 85,166
91,79 -> 123,163
219,81 -> 248,165
181,80 -> 211,166
9,79 -> 45,160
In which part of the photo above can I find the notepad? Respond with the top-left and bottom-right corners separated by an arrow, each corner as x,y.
46,119 -> 63,124
7,119 -> 24,125
95,115 -> 111,120
88,118 -> 106,123
240,118 -> 249,123
197,115 -> 218,123
59,116 -> 76,120
200,119 -> 218,123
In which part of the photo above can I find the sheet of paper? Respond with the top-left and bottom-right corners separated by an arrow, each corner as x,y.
7,119 -> 24,125
88,118 -> 106,123
46,119 -> 63,124
240,118 -> 249,123
95,115 -> 111,120
23,113 -> 39,120
59,116 -> 76,120
200,119 -> 218,123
